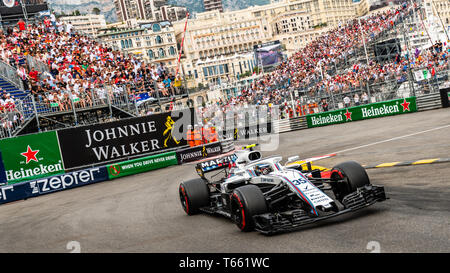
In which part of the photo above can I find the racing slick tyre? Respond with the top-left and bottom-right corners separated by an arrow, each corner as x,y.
179,179 -> 210,216
330,161 -> 370,202
231,185 -> 268,232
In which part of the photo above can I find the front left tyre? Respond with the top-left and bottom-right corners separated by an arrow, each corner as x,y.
230,185 -> 268,232
179,179 -> 210,215
330,161 -> 370,202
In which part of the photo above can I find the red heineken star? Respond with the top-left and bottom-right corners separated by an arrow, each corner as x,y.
401,99 -> 410,112
21,145 -> 39,164
344,109 -> 352,121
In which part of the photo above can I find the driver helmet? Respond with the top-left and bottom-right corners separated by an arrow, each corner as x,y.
254,164 -> 273,176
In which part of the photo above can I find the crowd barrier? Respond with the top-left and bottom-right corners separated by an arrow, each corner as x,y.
0,94 -> 446,206
0,108 -> 196,185
0,139 -> 234,205
305,97 -> 417,128
0,166 -> 108,205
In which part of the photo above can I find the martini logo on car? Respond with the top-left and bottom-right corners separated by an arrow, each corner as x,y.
0,131 -> 64,184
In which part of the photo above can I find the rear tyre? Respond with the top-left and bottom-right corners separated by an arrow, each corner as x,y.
230,185 -> 268,232
179,179 -> 210,215
331,161 -> 370,201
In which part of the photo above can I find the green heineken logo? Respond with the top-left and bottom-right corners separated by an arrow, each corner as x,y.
401,99 -> 411,111
344,109 -> 352,121
21,145 -> 40,164
310,113 -> 343,126
362,104 -> 400,118
307,97 -> 417,128
0,131 -> 65,184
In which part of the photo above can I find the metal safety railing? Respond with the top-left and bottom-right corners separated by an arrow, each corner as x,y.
0,60 -> 25,90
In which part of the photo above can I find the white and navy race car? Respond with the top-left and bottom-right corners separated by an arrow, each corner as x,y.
179,145 -> 386,235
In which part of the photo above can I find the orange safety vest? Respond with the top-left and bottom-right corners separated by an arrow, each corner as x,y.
308,104 -> 315,114
194,129 -> 203,147
209,127 -> 218,143
296,105 -> 302,116
202,127 -> 210,144
187,129 -> 195,147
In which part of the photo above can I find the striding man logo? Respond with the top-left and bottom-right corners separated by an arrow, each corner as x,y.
163,116 -> 180,148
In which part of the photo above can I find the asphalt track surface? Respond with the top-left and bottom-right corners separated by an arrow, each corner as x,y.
1,108 -> 450,253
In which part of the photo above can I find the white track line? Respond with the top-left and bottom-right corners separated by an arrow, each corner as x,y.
334,124 -> 450,155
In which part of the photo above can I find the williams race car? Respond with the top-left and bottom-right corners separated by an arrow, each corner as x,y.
179,145 -> 387,235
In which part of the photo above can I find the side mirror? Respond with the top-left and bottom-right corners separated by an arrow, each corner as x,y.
287,156 -> 300,163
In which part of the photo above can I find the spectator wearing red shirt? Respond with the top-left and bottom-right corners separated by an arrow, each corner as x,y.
17,19 -> 26,32
29,69 -> 39,82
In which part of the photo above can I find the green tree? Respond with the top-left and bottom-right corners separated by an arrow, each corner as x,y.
92,7 -> 101,15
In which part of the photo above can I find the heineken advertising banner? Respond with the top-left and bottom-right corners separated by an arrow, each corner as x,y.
58,109 -> 195,170
0,131 -> 64,184
176,142 -> 223,164
107,152 -> 178,180
0,167 -> 108,205
307,97 -> 417,128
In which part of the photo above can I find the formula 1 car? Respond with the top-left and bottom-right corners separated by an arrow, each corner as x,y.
179,145 -> 387,235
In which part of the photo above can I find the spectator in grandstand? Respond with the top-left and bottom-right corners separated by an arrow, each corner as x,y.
17,19 -> 26,32
362,92 -> 369,105
173,74 -> 182,95
17,65 -> 29,90
157,78 -> 168,97
321,98 -> 329,112
354,93 -> 360,106
163,75 -> 173,96
343,96 -> 351,108
157,62 -> 166,78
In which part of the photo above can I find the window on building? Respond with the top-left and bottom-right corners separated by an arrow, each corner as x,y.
148,50 -> 154,59
153,24 -> 161,32
169,46 -> 176,55
156,35 -> 163,44
159,48 -> 165,58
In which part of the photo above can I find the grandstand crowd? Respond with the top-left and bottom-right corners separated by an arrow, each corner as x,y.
200,2 -> 449,121
0,1 -> 449,136
0,16 -> 184,115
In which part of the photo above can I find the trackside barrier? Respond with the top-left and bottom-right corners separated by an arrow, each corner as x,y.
0,167 -> 108,205
306,97 -> 417,128
106,152 -> 179,180
0,108 -> 196,185
176,142 -> 223,164
0,140 -> 235,206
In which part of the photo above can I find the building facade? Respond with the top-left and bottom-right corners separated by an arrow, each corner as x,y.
175,0 -> 370,86
203,0 -> 224,12
426,0 -> 450,36
114,0 -> 187,22
97,20 -> 179,72
59,14 -> 107,37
